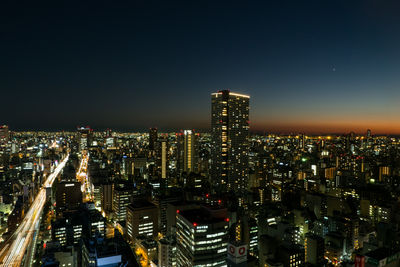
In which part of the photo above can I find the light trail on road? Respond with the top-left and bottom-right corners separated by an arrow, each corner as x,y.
0,154 -> 69,267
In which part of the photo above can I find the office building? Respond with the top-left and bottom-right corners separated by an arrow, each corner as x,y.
52,216 -> 83,247
113,183 -> 133,222
56,181 -> 82,215
126,199 -> 158,241
158,236 -> 177,267
77,126 -> 93,151
104,129 -> 115,148
178,130 -> 198,174
276,244 -> 305,267
101,182 -> 113,216
155,196 -> 185,236
0,125 -> 9,143
157,137 -> 169,180
52,204 -> 106,247
83,203 -> 107,238
166,201 -> 199,236
149,128 -> 158,152
81,234 -> 134,267
211,90 -> 250,194
54,250 -> 78,267
176,206 -> 229,267
305,233 -> 325,266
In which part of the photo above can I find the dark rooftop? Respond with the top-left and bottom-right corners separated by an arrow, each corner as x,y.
128,199 -> 157,209
179,207 -> 227,225
365,247 -> 399,261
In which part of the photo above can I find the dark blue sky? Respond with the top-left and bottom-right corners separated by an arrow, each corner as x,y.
2,0 -> 400,133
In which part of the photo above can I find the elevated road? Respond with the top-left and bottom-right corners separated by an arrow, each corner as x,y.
0,154 -> 69,266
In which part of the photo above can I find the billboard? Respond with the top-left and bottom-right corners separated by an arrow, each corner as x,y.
227,243 -> 247,264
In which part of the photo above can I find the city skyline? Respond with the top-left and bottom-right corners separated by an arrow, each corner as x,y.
2,88 -> 400,135
2,2 -> 400,266
2,1 -> 400,134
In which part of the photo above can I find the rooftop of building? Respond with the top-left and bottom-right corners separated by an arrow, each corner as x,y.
127,199 -> 157,210
365,247 -> 399,261
178,206 -> 228,225
265,259 -> 284,267
159,236 -> 176,245
83,234 -> 127,259
211,90 -> 250,99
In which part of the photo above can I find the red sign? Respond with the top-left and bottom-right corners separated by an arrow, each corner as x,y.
227,243 -> 247,258
228,245 -> 235,255
355,255 -> 365,267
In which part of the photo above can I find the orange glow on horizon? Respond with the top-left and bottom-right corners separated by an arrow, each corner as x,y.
251,118 -> 400,135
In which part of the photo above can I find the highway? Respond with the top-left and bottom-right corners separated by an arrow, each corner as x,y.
77,152 -> 92,201
0,154 -> 69,267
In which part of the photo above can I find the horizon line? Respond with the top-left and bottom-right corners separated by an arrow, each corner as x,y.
6,127 -> 400,136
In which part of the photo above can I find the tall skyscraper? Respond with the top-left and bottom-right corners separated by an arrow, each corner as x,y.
77,126 -> 92,151
157,137 -> 169,180
113,183 -> 133,222
104,128 -> 115,148
0,125 -> 9,144
299,133 -> 306,150
149,128 -> 158,152
211,90 -> 250,194
101,182 -> 114,216
178,130 -> 198,174
366,129 -> 372,148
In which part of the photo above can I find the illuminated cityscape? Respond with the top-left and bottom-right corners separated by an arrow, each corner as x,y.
1,96 -> 400,267
2,1 -> 400,267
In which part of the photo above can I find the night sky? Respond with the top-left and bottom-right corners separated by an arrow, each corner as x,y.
2,0 -> 400,134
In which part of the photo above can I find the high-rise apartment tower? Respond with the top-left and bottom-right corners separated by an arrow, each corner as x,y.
211,90 -> 250,193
